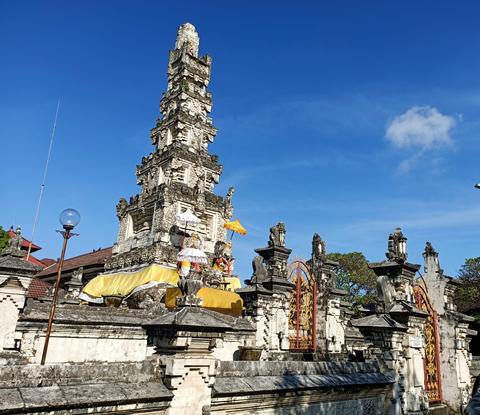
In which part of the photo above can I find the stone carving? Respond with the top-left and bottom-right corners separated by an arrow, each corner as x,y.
376,275 -> 394,311
251,256 -> 268,285
1,226 -> 24,257
224,187 -> 234,218
268,222 -> 286,248
386,227 -> 407,262
125,283 -> 168,312
116,198 -> 128,219
212,241 -> 234,275
202,268 -> 222,288
424,241 -> 436,256
8,227 -> 22,251
71,267 -> 83,284
177,271 -> 203,306
175,23 -> 200,57
312,233 -> 325,262
65,267 -> 83,300
183,233 -> 202,249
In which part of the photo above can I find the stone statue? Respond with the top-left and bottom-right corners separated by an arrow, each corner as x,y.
177,271 -> 203,307
424,241 -> 436,256
213,241 -> 234,275
224,187 -> 234,218
376,275 -> 394,311
251,256 -> 268,285
183,233 -> 202,249
386,227 -> 407,262
225,187 -> 234,205
202,268 -> 222,288
116,198 -> 128,219
71,267 -> 83,284
2,226 -> 24,256
8,227 -> 22,251
268,222 -> 286,247
126,283 -> 168,312
312,233 -> 325,260
65,267 -> 83,301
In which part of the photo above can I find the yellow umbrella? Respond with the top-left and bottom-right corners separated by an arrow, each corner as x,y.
224,219 -> 247,240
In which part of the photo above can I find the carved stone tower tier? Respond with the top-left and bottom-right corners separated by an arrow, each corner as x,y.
108,23 -> 234,270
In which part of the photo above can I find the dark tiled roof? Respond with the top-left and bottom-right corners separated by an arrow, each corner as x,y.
27,255 -> 48,267
351,313 -> 408,331
26,278 -> 51,298
36,247 -> 112,277
0,253 -> 43,274
39,258 -> 56,267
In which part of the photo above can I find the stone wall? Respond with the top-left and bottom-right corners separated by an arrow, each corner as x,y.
210,361 -> 393,414
0,360 -> 172,414
15,300 -> 153,363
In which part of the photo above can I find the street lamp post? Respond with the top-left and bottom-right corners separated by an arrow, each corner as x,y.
40,208 -> 80,365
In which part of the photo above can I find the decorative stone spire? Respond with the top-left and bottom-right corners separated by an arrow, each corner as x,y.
108,24 -> 234,270
175,23 -> 200,57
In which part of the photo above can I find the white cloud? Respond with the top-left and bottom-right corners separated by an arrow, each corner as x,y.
386,106 -> 456,149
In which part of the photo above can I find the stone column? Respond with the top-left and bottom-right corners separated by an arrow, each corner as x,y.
238,222 -> 294,355
354,228 -> 429,415
421,242 -> 477,412
144,307 -> 234,415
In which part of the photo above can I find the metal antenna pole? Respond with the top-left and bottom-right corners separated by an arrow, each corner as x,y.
27,98 -> 61,261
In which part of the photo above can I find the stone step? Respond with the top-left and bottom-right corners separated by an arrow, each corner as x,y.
428,403 -> 449,415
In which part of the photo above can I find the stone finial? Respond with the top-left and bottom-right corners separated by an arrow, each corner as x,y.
175,22 -> 199,57
385,227 -> 407,262
423,241 -> 441,275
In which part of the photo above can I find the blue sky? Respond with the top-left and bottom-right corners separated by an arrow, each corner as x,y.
1,1 -> 480,279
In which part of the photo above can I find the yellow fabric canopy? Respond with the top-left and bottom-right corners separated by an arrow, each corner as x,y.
222,276 -> 242,290
82,263 -> 243,299
82,264 -> 179,298
164,286 -> 243,316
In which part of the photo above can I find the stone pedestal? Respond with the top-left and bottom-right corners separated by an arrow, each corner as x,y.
144,307 -> 233,415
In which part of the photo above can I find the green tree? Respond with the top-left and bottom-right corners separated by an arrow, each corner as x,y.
327,252 -> 377,305
0,226 -> 10,251
455,257 -> 480,314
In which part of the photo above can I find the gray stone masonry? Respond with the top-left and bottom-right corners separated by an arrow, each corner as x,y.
0,360 -> 172,414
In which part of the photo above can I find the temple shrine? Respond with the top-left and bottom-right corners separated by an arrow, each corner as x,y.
0,23 -> 477,415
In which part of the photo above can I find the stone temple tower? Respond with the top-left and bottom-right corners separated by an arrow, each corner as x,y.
107,23 -> 234,270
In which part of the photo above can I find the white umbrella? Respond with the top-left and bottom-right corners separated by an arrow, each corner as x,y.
176,208 -> 200,225
177,247 -> 209,264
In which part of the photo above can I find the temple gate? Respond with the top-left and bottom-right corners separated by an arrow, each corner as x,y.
414,284 -> 442,403
287,260 -> 317,351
